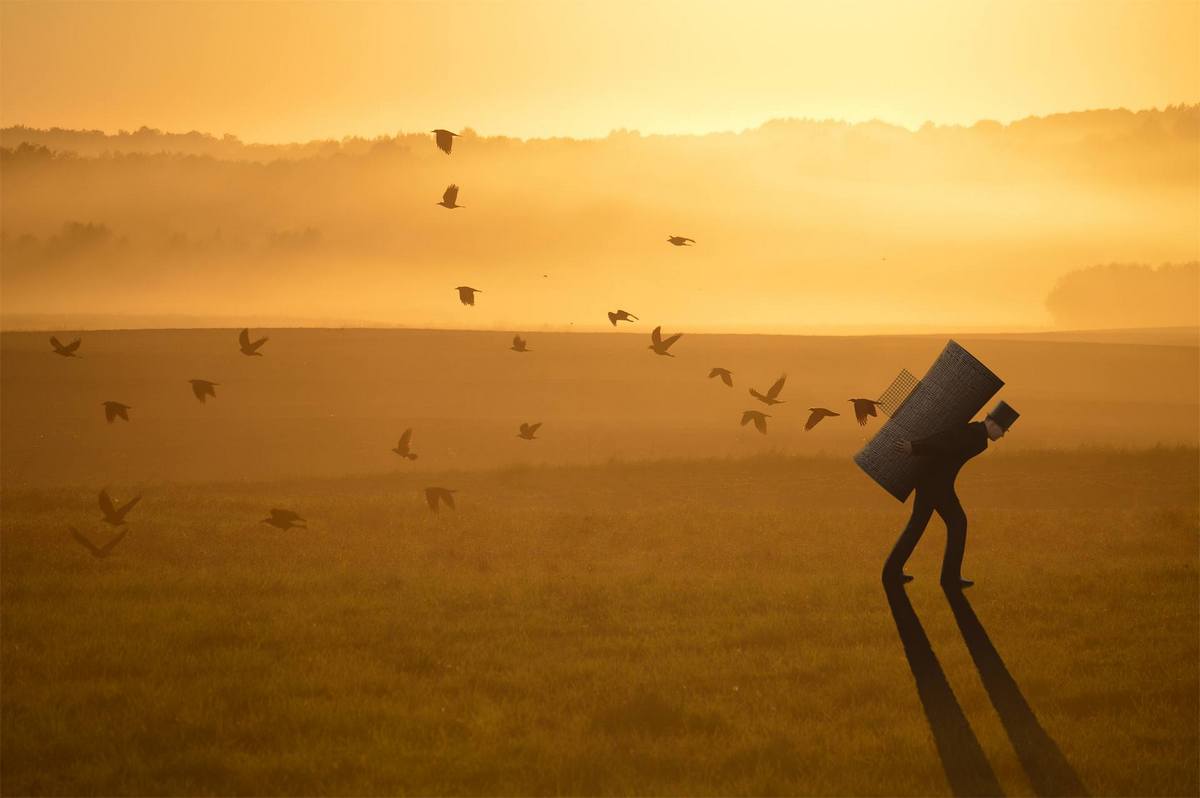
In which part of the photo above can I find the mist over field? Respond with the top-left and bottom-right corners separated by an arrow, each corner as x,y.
3,106 -> 1198,333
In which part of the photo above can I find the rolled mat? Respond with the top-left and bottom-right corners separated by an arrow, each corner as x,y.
853,339 -> 1003,502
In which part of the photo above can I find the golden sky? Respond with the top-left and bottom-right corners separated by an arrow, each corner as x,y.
2,1 -> 1197,142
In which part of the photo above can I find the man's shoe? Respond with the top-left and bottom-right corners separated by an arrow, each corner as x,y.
941,577 -> 974,590
882,572 -> 915,585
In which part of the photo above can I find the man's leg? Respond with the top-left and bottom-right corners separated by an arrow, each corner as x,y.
883,488 -> 935,582
936,491 -> 970,586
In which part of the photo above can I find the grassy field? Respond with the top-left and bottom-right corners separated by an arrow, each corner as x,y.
2,447 -> 1196,795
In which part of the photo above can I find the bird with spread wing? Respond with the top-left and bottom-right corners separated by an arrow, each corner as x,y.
805,407 -> 840,431
438,184 -> 464,209
50,336 -> 82,357
99,489 -> 141,526
750,374 -> 787,406
607,309 -> 638,326
849,398 -> 882,426
740,410 -> 770,434
189,379 -> 218,403
425,487 -> 457,513
648,326 -> 683,356
708,367 -> 733,387
432,129 -> 459,155
393,428 -> 418,460
102,401 -> 131,424
239,328 -> 268,356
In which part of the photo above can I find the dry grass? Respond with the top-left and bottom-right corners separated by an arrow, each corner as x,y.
2,447 -> 1196,795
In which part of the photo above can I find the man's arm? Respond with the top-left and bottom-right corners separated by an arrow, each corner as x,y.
910,427 -> 960,456
893,424 -> 974,457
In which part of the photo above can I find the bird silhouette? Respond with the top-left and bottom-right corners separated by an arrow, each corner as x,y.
849,398 -> 882,426
740,410 -> 770,434
425,487 -> 457,513
50,336 -> 81,357
649,326 -> 683,356
517,422 -> 542,440
262,508 -> 306,530
511,335 -> 530,352
102,401 -> 131,423
68,526 -> 128,558
392,428 -> 418,460
607,309 -> 638,326
99,489 -> 141,526
438,184 -> 464,209
750,374 -> 787,405
805,407 -> 840,431
432,129 -> 459,155
667,236 -> 695,246
189,379 -> 218,403
456,286 -> 481,306
708,367 -> 733,387
239,328 -> 268,356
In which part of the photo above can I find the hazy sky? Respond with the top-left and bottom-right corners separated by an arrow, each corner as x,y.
2,1 -> 1197,142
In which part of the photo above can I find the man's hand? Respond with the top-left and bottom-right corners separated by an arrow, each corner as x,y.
892,439 -> 913,455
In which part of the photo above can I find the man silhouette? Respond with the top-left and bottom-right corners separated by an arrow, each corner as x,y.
882,400 -> 1019,589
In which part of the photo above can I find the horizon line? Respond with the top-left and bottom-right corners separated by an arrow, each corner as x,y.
4,102 -> 1197,148
3,320 -> 1197,340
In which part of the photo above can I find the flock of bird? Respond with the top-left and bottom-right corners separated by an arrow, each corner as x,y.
50,128 -> 887,557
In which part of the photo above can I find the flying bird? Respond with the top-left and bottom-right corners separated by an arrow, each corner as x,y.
805,407 -> 840,431
456,286 -> 481,306
607,309 -> 638,326
511,335 -> 530,352
99,489 -> 141,526
68,526 -> 128,558
424,487 -> 457,513
188,379 -> 218,403
517,422 -> 542,441
740,410 -> 770,434
708,367 -> 733,387
102,401 -> 131,423
750,375 -> 787,406
50,336 -> 81,357
849,398 -> 882,426
648,326 -> 683,356
262,508 -> 306,531
432,128 -> 459,155
239,328 -> 268,356
438,184 -> 464,209
667,236 -> 695,246
392,428 -> 418,460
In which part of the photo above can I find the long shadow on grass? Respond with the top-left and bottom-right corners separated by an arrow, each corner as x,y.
884,583 -> 1004,797
944,588 -> 1089,797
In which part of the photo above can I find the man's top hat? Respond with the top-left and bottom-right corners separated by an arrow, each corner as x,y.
987,399 -> 1019,430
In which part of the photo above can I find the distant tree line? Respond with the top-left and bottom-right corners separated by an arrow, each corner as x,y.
1046,262 -> 1199,328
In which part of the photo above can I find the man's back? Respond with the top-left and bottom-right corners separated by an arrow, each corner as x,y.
911,421 -> 989,491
